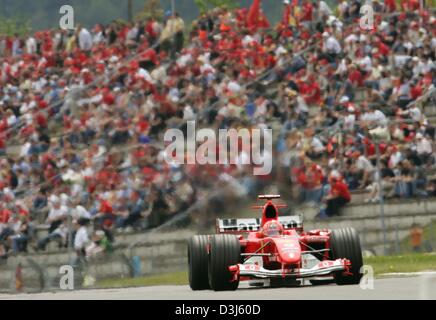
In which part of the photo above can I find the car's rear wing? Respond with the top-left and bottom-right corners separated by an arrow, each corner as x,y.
216,216 -> 303,233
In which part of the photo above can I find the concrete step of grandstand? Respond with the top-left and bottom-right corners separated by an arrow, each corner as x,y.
298,197 -> 436,220
0,254 -> 188,294
354,89 -> 366,104
349,189 -> 371,203
424,104 -> 436,117
15,228 -> 194,267
426,115 -> 436,126
361,229 -> 411,249
32,228 -> 194,255
0,230 -> 192,293
301,198 -> 436,255
305,213 -> 435,233
335,199 -> 436,220
0,256 -> 131,292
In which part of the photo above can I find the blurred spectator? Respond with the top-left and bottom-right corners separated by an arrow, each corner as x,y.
365,159 -> 395,202
410,223 -> 424,252
74,218 -> 90,260
46,196 -> 68,233
36,220 -> 67,251
77,25 -> 93,52
319,176 -> 351,218
85,230 -> 113,258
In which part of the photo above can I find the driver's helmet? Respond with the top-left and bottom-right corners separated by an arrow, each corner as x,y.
262,220 -> 284,237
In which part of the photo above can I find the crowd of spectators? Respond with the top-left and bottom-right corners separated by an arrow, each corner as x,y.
274,0 -> 436,217
0,0 -> 435,259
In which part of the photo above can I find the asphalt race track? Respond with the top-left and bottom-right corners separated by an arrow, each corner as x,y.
0,276 -> 435,300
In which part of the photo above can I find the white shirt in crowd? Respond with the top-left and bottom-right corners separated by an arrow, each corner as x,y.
12,39 -> 21,56
48,205 -> 68,221
93,31 -> 105,44
136,68 -> 153,83
26,37 -> 37,55
325,36 -> 342,54
389,151 -> 403,168
319,1 -> 332,17
127,26 -> 139,41
344,113 -> 356,131
72,205 -> 91,220
311,137 -> 325,153
393,82 -> 411,98
242,35 -> 256,47
74,226 -> 89,251
358,56 -> 372,72
413,59 -> 426,76
79,28 -> 93,51
53,224 -> 68,240
177,52 -> 193,68
416,137 -> 433,155
296,96 -> 309,113
227,81 -> 242,94
6,113 -> 17,126
356,155 -> 374,172
408,106 -> 422,122
394,55 -> 411,67
361,109 -> 387,127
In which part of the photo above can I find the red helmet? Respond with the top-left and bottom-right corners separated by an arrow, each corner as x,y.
262,221 -> 284,237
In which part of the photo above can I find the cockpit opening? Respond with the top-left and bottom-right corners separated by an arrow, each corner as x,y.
265,204 -> 277,219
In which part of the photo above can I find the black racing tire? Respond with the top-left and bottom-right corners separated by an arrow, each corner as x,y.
208,234 -> 241,291
188,235 -> 210,290
329,227 -> 363,285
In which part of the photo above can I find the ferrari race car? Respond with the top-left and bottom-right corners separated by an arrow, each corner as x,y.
188,195 -> 363,291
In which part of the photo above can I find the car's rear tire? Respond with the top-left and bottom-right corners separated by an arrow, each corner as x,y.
208,234 -> 241,291
188,235 -> 210,290
330,227 -> 363,285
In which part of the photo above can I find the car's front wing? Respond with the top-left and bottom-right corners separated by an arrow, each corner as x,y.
229,259 -> 350,280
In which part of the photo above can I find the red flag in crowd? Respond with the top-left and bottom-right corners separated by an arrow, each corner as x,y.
247,0 -> 261,29
247,0 -> 270,31
282,1 -> 291,26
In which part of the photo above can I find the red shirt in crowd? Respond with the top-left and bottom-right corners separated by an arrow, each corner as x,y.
377,41 -> 390,56
411,84 -> 423,100
0,209 -> 11,223
100,199 -> 113,214
141,48 -> 159,66
385,0 -> 397,12
145,20 -> 158,39
303,81 -> 322,105
331,180 -> 351,202
401,0 -> 420,11
301,2 -> 313,22
306,164 -> 324,189
348,69 -> 364,87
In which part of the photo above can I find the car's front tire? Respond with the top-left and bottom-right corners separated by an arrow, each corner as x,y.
208,234 -> 241,291
188,235 -> 210,290
330,227 -> 363,285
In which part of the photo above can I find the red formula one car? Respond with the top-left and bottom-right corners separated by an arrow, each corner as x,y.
188,195 -> 363,291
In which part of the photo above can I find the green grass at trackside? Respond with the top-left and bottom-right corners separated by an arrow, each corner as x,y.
95,253 -> 436,288
97,271 -> 188,289
365,253 -> 436,276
